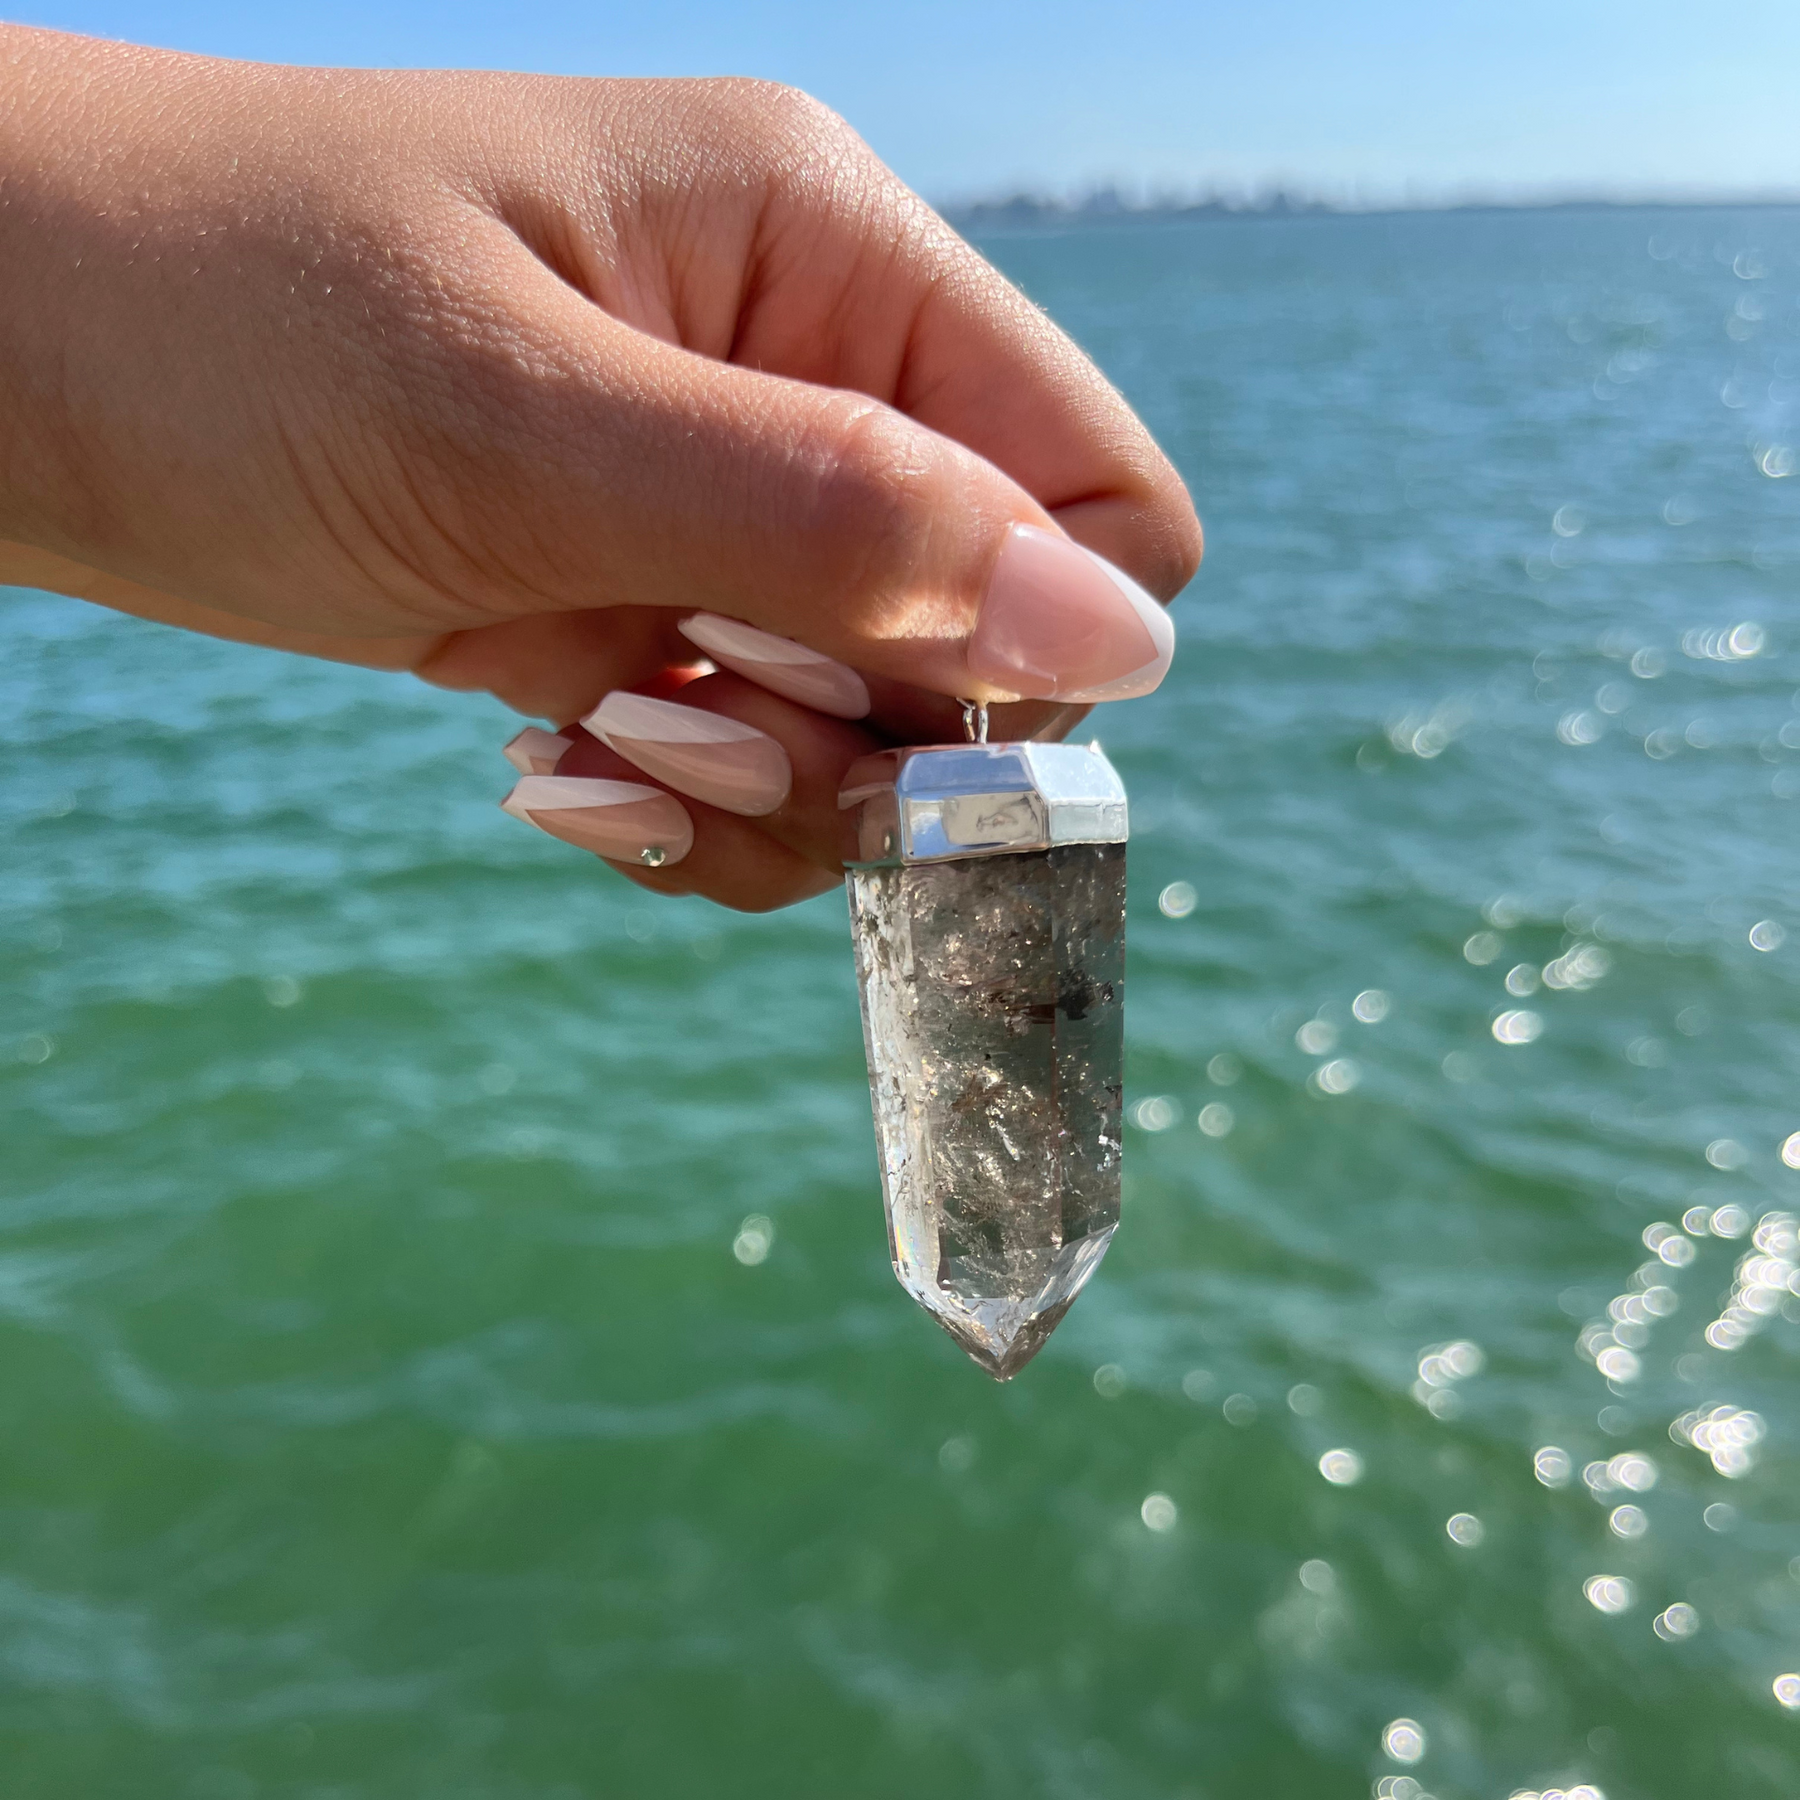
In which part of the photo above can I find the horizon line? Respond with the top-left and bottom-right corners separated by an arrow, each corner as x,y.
939,187 -> 1800,228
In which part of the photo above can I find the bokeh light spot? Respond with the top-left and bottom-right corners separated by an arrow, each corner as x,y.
1140,1493 -> 1178,1533
1584,1574 -> 1635,1614
1158,881 -> 1197,919
732,1215 -> 774,1265
1382,1718 -> 1427,1764
1493,1010 -> 1543,1045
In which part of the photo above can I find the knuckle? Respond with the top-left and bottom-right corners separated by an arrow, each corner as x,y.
727,80 -> 855,154
800,404 -> 946,603
694,80 -> 877,208
1168,496 -> 1207,586
1158,508 -> 1205,593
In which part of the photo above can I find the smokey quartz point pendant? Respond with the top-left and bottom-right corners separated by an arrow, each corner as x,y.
839,738 -> 1128,1379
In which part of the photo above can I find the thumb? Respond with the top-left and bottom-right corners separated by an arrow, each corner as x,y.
456,269 -> 1176,707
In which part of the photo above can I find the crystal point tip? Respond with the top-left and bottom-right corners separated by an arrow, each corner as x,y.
910,1222 -> 1117,1379
936,1297 -> 1083,1382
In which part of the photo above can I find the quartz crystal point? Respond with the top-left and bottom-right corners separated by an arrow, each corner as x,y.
840,742 -> 1128,1379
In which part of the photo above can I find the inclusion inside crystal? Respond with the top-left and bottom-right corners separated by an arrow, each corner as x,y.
848,844 -> 1125,1378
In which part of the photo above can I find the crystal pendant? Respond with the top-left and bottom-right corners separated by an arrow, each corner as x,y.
839,738 -> 1128,1379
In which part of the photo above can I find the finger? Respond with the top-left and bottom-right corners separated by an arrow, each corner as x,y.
630,833 -> 837,913
500,772 -> 696,870
582,672 -> 872,876
514,723 -> 838,912
674,613 -> 870,719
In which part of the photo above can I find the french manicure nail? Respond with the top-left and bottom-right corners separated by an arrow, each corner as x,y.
501,775 -> 693,867
967,523 -> 1175,704
583,691 -> 791,817
676,614 -> 871,719
502,727 -> 574,775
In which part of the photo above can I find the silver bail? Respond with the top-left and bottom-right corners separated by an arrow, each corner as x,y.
839,740 -> 1129,1378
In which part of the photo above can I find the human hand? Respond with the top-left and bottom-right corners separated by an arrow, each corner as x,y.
0,27 -> 1200,909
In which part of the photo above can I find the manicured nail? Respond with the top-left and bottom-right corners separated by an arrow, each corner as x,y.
501,776 -> 693,867
676,614 -> 871,719
967,523 -> 1175,704
584,691 -> 791,817
502,727 -> 574,775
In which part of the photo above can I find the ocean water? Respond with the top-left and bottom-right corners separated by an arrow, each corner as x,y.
4,205 -> 1800,1799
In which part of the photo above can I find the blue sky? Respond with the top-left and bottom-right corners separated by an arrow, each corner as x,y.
14,0 -> 1800,203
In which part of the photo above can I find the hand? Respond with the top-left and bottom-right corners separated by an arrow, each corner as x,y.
0,27 -> 1201,910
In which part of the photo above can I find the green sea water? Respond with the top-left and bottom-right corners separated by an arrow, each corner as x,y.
5,205 -> 1800,1799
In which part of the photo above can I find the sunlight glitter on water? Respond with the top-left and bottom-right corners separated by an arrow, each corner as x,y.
8,204 -> 1800,1797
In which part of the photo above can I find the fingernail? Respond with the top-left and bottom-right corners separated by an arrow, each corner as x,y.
677,614 -> 870,719
502,727 -> 574,775
501,775 -> 693,867
967,523 -> 1175,703
584,691 -> 791,817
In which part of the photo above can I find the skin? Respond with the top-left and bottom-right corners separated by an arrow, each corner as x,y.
0,25 -> 1202,910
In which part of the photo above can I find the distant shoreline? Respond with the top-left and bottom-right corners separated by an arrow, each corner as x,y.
942,190 -> 1800,232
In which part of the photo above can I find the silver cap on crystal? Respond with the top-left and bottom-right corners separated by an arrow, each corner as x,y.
839,741 -> 1128,866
